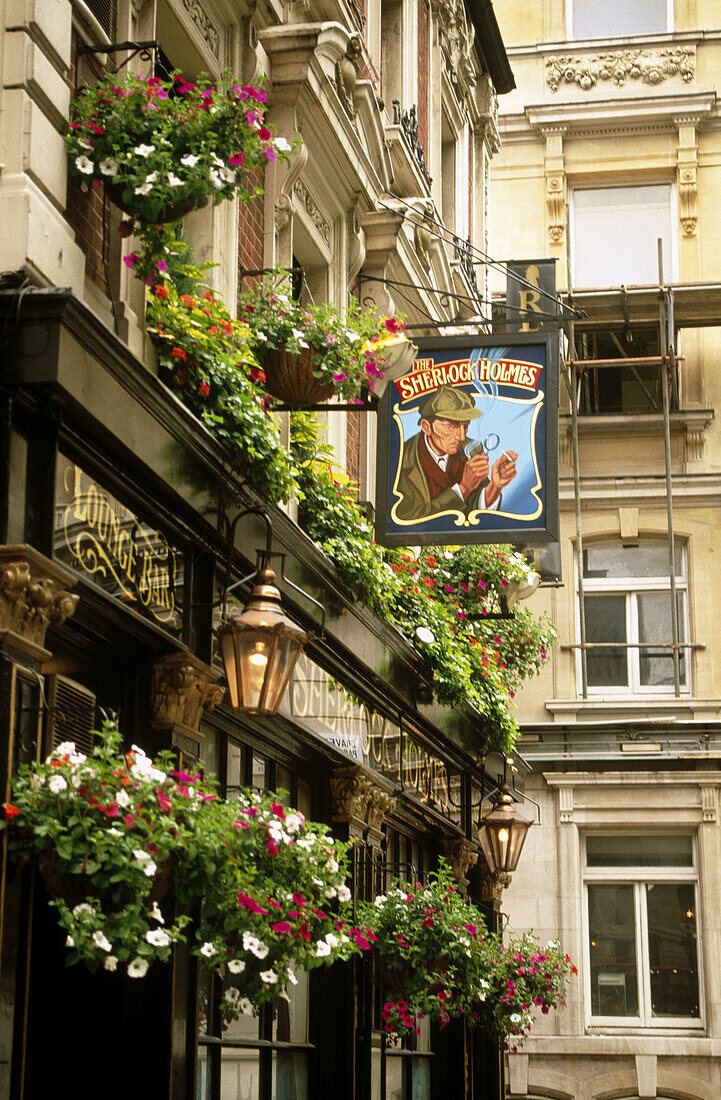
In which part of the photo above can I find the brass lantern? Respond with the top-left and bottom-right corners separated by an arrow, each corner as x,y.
217,560 -> 310,715
477,782 -> 533,875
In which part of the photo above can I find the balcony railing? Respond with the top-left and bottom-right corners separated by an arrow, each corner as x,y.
392,102 -> 432,187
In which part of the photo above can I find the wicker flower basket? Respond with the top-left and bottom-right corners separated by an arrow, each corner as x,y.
263,346 -> 335,405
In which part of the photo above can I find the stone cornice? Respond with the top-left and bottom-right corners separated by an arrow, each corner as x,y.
504,30 -> 715,60
499,92 -> 717,139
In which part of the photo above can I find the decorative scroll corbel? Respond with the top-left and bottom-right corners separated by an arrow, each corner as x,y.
0,545 -> 78,662
444,836 -> 479,887
151,652 -> 224,745
480,870 -> 511,905
336,34 -> 362,120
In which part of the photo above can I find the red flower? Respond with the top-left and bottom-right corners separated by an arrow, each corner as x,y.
180,295 -> 195,308
157,787 -> 172,812
258,127 -> 272,141
250,367 -> 266,384
271,921 -> 292,935
203,291 -> 216,303
198,382 -> 210,397
118,221 -> 134,239
3,804 -> 20,819
171,348 -> 187,360
384,317 -> 400,334
153,284 -> 169,298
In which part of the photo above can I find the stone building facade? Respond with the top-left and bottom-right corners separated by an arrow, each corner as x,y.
490,2 -> 721,1098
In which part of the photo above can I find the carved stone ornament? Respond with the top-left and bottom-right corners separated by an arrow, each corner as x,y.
151,652 -> 224,742
181,0 -> 221,59
330,765 -> 396,834
434,0 -> 476,101
546,46 -> 695,93
444,836 -> 479,887
0,545 -> 78,662
335,34 -> 362,121
292,177 -> 331,245
480,870 -> 511,905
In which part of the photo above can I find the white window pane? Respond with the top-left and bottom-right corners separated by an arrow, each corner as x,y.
584,542 -> 683,579
584,594 -> 628,687
572,0 -> 667,39
573,186 -> 673,288
587,834 -> 693,868
647,884 -> 700,1017
638,592 -> 686,686
588,884 -> 639,1016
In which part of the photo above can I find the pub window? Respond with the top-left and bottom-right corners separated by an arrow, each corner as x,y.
583,834 -> 701,1026
197,729 -> 314,1100
569,0 -> 671,40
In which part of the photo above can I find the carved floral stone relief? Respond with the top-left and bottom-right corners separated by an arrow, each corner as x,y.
546,47 -> 695,93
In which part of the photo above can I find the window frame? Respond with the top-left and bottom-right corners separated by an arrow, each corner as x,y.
575,540 -> 691,697
566,0 -> 673,42
569,183 -> 679,289
581,832 -> 704,1031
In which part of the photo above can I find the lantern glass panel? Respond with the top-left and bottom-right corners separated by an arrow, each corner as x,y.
261,635 -> 304,714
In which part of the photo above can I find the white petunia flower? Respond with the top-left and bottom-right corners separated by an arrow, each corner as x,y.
291,328 -> 306,341
65,935 -> 75,948
239,997 -> 254,1015
32,774 -> 45,789
104,955 -> 118,972
324,887 -> 337,900
168,173 -> 184,187
150,901 -> 165,925
54,741 -> 77,756
228,959 -> 246,974
510,1013 -> 523,1024
77,138 -> 93,151
242,931 -> 269,959
327,859 -> 339,874
73,903 -> 96,918
115,789 -> 130,808
127,957 -> 149,978
324,933 -> 339,948
99,157 -> 119,176
180,154 -> 201,167
416,626 -> 435,645
260,969 -> 279,983
274,137 -> 292,153
134,144 -> 155,157
345,330 -> 361,342
199,942 -> 217,957
374,895 -> 387,908
287,967 -> 298,986
254,331 -> 267,342
315,940 -> 331,957
48,775 -> 68,794
75,155 -> 94,174
209,168 -> 224,189
285,813 -> 303,833
337,885 -> 351,903
134,180 -> 154,196
93,931 -> 112,953
147,929 -> 171,948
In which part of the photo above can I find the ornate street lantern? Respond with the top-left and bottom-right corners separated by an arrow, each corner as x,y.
217,559 -> 310,716
477,781 -> 533,875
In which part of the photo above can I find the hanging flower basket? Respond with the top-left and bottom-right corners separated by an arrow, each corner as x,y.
104,181 -> 198,225
263,346 -> 335,405
238,267 -> 407,403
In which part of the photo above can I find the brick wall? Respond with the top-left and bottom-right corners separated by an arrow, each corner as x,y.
346,410 -> 361,487
66,42 -> 112,295
417,0 -> 429,151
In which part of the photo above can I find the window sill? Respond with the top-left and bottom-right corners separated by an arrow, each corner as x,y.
513,1033 -> 721,1058
560,410 -> 713,434
546,696 -> 721,720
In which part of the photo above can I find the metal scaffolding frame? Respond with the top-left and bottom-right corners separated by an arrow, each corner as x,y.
560,237 -> 706,700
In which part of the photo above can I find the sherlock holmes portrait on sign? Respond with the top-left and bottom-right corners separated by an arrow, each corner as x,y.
375,333 -> 559,546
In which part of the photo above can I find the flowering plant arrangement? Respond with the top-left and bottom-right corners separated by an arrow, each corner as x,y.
357,861 -> 493,1035
1,723 -> 372,1006
186,787 -> 374,1009
238,269 -> 407,401
146,235 -> 297,503
66,70 -> 294,281
0,724 -> 203,977
356,862 -> 574,1046
477,933 -> 576,1051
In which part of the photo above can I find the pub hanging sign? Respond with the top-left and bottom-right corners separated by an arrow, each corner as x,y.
375,332 -> 559,546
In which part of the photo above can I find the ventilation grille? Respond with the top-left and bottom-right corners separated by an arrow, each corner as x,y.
47,676 -> 96,757
84,0 -> 116,40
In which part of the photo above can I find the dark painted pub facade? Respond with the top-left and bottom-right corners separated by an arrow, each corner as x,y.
0,288 -> 513,1099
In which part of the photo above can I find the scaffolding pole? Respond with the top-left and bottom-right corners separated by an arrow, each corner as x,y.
658,240 -> 682,696
563,214 -> 588,698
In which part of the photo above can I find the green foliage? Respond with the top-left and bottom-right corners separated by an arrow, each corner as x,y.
146,247 -> 297,503
356,861 -> 574,1045
238,268 -> 407,400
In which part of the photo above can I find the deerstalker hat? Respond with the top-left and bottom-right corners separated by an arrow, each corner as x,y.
419,385 -> 482,422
